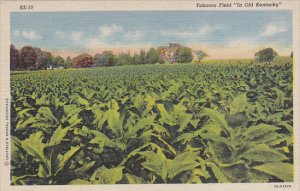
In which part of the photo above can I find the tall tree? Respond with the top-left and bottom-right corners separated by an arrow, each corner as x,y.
177,47 -> 193,63
20,46 -> 37,70
53,56 -> 65,67
115,52 -> 133,66
10,44 -> 20,70
94,51 -> 115,67
146,48 -> 163,64
35,50 -> 52,69
193,50 -> 208,63
255,48 -> 278,64
72,53 -> 93,68
65,56 -> 72,68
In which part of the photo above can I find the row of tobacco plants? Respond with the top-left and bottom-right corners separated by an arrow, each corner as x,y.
11,62 -> 293,184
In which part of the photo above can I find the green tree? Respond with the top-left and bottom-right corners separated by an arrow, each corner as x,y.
94,51 -> 115,67
177,47 -> 193,63
133,53 -> 139,65
72,53 -> 94,68
134,49 -> 146,65
65,56 -> 72,68
255,48 -> 278,64
193,50 -> 208,63
10,44 -> 20,70
146,48 -> 163,64
19,46 -> 37,70
53,56 -> 65,67
115,52 -> 133,66
35,50 -> 53,69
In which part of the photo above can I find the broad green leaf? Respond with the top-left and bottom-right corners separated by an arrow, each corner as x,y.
190,119 -> 200,129
204,108 -> 229,133
104,109 -> 123,136
38,164 -> 48,178
174,132 -> 194,144
177,113 -> 193,132
64,104 -> 81,118
90,166 -> 124,184
89,132 -> 113,148
152,123 -> 170,137
48,125 -> 71,146
76,94 -> 89,107
75,161 -> 96,177
144,95 -> 156,114
253,162 -> 293,182
123,173 -> 147,184
230,93 -> 247,114
55,146 -> 81,175
206,162 -> 229,183
17,108 -> 36,118
109,99 -> 120,110
134,94 -> 144,110
173,101 -> 187,115
37,106 -> 57,122
157,103 -> 175,125
201,133 -> 233,148
241,144 -> 287,162
140,150 -> 167,179
16,117 -> 37,129
167,151 -> 199,179
151,133 -> 176,155
244,124 -> 280,141
128,115 -> 156,137
21,131 -> 46,163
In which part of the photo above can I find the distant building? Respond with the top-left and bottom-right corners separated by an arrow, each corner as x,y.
47,65 -> 64,70
158,43 -> 182,63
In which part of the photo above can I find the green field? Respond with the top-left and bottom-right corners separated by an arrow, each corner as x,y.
11,61 -> 293,184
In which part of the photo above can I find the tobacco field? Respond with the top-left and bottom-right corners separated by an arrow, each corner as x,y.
10,62 -> 293,185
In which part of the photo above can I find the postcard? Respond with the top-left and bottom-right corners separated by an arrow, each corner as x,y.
0,0 -> 299,191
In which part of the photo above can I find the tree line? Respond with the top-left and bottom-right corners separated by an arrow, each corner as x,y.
10,43 -> 209,70
10,43 -> 285,71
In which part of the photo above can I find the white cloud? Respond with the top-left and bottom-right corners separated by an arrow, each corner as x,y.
54,31 -> 66,38
99,24 -> 123,37
22,31 -> 42,40
164,25 -> 221,37
85,24 -> 145,49
71,32 -> 83,44
124,31 -> 143,41
261,24 -> 287,36
13,30 -> 42,40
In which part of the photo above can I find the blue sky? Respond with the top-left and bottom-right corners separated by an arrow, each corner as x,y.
11,11 -> 292,58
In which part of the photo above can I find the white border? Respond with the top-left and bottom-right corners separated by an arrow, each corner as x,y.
0,1 -> 299,191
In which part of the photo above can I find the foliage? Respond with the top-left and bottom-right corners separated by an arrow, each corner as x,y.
10,44 -> 20,70
52,56 -> 65,68
134,49 -> 146,65
177,47 -> 193,63
193,50 -> 208,62
35,50 -> 53,69
72,53 -> 94,68
115,52 -> 133,66
255,48 -> 278,64
19,45 -> 37,70
11,61 -> 293,185
146,48 -> 163,64
93,51 -> 115,67
65,56 -> 73,68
